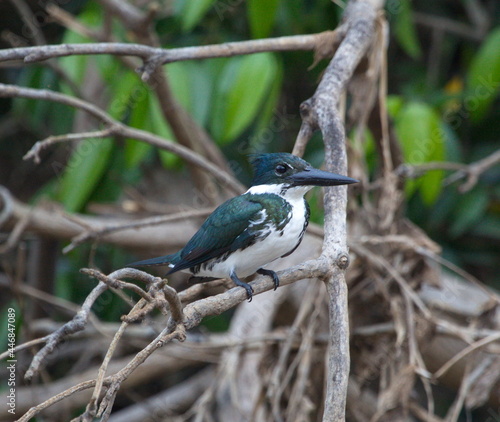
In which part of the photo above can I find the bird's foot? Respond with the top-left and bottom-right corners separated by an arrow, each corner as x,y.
230,271 -> 254,302
257,268 -> 280,290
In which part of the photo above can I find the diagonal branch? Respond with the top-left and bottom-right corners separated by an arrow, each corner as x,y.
75,0 -> 232,199
0,83 -> 244,194
15,261 -> 324,421
24,281 -> 109,381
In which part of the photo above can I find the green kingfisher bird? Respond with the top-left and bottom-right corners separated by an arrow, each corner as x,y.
129,153 -> 357,301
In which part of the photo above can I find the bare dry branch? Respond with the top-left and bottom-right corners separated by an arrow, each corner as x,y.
0,185 -> 202,251
23,128 -> 114,164
80,268 -> 155,303
448,148 -> 500,192
396,148 -> 500,193
3,0 -> 498,420
106,368 -> 214,422
433,332 -> 500,380
0,32 -> 331,74
24,281 -> 108,381
78,266 -> 186,421
15,347 -> 204,422
0,83 -> 244,194
63,208 -> 212,253
294,0 -> 383,419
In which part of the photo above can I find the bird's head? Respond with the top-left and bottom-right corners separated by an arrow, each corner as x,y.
249,153 -> 358,192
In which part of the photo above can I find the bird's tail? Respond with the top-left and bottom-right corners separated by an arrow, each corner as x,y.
127,253 -> 178,268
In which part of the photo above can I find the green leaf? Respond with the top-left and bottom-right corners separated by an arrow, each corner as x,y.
450,188 -> 489,237
58,3 -> 102,88
211,53 -> 278,143
386,95 -> 404,118
146,95 -> 179,168
13,67 -> 74,133
395,102 -> 446,204
148,93 -> 173,137
467,27 -> 500,121
248,0 -> 280,39
58,38 -> 88,89
108,70 -> 144,120
187,62 -> 214,126
179,0 -> 217,32
255,59 -> 283,131
393,0 -> 422,59
56,138 -> 114,212
125,87 -> 154,168
165,62 -> 192,109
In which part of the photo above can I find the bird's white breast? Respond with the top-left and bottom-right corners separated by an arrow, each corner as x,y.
193,184 -> 311,279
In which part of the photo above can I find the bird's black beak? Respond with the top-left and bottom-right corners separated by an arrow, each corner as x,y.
290,167 -> 358,187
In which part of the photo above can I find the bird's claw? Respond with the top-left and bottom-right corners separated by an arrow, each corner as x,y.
245,285 -> 254,302
257,268 -> 280,291
230,271 -> 254,302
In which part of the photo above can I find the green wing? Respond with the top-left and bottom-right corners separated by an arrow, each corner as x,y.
168,195 -> 264,273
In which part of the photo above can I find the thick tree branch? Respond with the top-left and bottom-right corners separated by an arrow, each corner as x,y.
295,1 -> 383,420
0,185 -> 200,251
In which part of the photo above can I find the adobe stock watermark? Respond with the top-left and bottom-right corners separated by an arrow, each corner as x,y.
213,0 -> 245,21
485,406 -> 500,422
185,105 -> 296,210
4,0 -> 75,48
237,106 -> 296,156
443,73 -> 499,131
5,308 -> 17,416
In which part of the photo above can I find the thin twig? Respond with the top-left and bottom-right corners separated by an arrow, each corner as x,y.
0,34 -> 328,71
63,208 -> 212,254
80,268 -> 155,303
396,148 -> 500,193
163,284 -> 185,326
18,380 -> 100,422
0,185 -> 202,251
95,324 -> 187,421
0,83 -> 244,194
417,246 -> 500,305
85,322 -> 129,420
0,186 -> 14,227
0,208 -> 30,253
433,331 -> 500,380
24,281 -> 109,381
23,128 -> 114,164
83,0 -> 231,196
447,148 -> 500,192
0,336 -> 49,361
7,0 -> 83,96
413,11 -> 487,41
355,243 -> 432,318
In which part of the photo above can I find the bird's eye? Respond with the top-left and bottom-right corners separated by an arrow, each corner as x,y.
275,164 -> 288,175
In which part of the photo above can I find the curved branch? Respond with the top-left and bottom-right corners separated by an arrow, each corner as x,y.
0,83 -> 244,194
16,260 -> 323,421
24,281 -> 108,381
